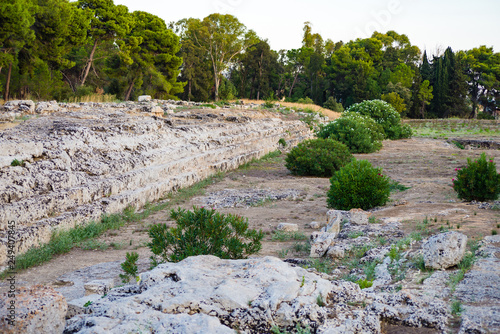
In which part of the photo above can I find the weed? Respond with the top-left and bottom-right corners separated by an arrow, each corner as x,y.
300,276 -> 305,287
451,300 -> 464,317
308,259 -> 333,274
79,240 -> 109,251
356,279 -> 373,289
278,249 -> 289,258
316,294 -> 326,307
278,138 -> 287,148
389,180 -> 411,192
84,301 -> 92,307
292,241 -> 311,253
272,231 -> 308,242
347,231 -> 364,239
10,159 -> 24,167
493,230 -> 498,236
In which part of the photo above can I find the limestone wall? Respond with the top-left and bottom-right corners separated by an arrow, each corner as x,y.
0,103 -> 312,267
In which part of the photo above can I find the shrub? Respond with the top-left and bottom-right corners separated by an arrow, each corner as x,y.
316,112 -> 384,153
120,252 -> 139,283
10,159 -> 24,167
296,97 -> 314,104
477,112 -> 495,120
285,138 -> 353,177
346,99 -> 412,139
323,96 -> 344,112
452,153 -> 500,201
327,159 -> 391,210
148,207 -> 264,263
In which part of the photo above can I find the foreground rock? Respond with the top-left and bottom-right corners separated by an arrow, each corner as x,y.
0,103 -> 311,268
65,256 -> 448,334
0,285 -> 67,334
422,231 -> 467,269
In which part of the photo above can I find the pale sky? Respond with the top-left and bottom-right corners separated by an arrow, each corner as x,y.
113,0 -> 499,56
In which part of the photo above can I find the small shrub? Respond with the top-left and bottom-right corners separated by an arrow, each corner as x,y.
477,112 -> 495,120
297,97 -> 314,104
285,138 -> 353,177
148,207 -> 264,263
120,252 -> 139,283
327,159 -> 391,210
316,112 -> 385,153
278,138 -> 287,147
323,96 -> 344,112
346,99 -> 411,139
10,159 -> 24,167
356,279 -> 373,289
452,153 -> 500,201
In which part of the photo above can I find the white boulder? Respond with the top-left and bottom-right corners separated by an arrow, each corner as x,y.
423,232 -> 468,270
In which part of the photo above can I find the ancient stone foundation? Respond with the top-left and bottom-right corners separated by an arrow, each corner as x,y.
0,102 -> 312,268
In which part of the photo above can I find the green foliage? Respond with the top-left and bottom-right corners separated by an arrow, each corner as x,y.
389,179 -> 411,192
120,252 -> 139,283
452,153 -> 500,201
346,99 -> 411,139
10,159 -> 24,167
323,96 -> 344,112
327,159 -> 391,210
278,138 -> 287,147
477,112 -> 495,120
356,279 -> 373,289
285,138 -> 353,177
451,300 -> 464,317
316,112 -> 385,153
296,97 -> 314,104
148,207 -> 264,263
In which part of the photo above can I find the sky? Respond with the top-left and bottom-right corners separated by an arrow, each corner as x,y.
113,0 -> 500,56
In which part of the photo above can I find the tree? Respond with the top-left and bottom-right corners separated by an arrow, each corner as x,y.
465,46 -> 500,118
0,0 -> 35,100
77,0 -> 133,87
107,11 -> 184,101
186,14 -> 258,101
417,79 -> 433,118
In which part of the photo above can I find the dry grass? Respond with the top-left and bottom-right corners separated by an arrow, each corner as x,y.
236,99 -> 341,120
67,94 -> 117,103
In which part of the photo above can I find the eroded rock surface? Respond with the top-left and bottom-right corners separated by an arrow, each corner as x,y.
0,104 -> 311,268
64,256 -> 448,334
422,231 -> 467,269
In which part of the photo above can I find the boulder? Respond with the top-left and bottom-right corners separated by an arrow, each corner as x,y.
84,279 -> 114,296
137,95 -> 151,102
322,210 -> 343,237
65,256 -> 335,333
326,245 -> 345,259
422,231 -> 467,269
310,232 -> 336,258
349,208 -> 371,225
0,285 -> 67,334
1,100 -> 35,114
277,223 -> 298,232
309,221 -> 321,229
35,101 -> 60,114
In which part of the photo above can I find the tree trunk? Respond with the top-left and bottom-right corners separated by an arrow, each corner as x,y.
4,63 -> 12,101
289,72 -> 299,98
188,79 -> 192,101
81,40 -> 98,86
124,79 -> 135,101
214,75 -> 220,101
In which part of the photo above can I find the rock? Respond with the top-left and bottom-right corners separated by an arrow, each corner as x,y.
322,210 -> 344,236
84,279 -> 114,296
140,104 -> 163,115
137,95 -> 151,102
1,100 -> 35,114
65,256 -> 335,333
277,223 -> 298,232
66,294 -> 102,319
349,208 -> 371,225
454,236 -> 500,334
0,285 -> 67,334
422,231 -> 467,269
309,221 -> 321,229
35,101 -> 60,114
310,232 -> 336,258
326,245 -> 345,259
197,189 -> 300,209
0,104 -> 312,268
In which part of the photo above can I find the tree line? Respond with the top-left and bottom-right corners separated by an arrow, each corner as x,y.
1,0 -> 499,118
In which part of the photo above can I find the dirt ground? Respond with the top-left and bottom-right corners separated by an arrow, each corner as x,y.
5,136 -> 500,290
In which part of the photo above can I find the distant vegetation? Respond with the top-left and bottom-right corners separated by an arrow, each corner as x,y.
1,1 -> 499,118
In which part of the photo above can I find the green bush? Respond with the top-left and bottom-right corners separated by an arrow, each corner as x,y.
296,97 -> 314,104
120,252 -> 139,283
453,153 -> 500,201
148,207 -> 264,263
285,138 -> 353,177
323,97 -> 344,112
346,99 -> 411,139
316,112 -> 384,153
477,112 -> 495,120
327,159 -> 391,210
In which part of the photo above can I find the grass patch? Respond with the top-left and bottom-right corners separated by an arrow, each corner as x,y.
238,150 -> 283,170
272,230 -> 308,242
389,179 -> 411,192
